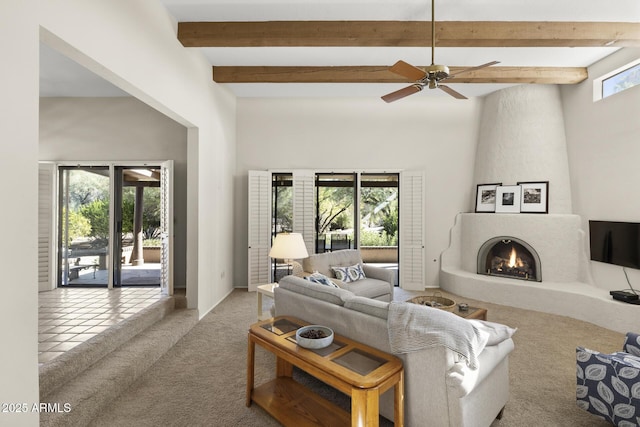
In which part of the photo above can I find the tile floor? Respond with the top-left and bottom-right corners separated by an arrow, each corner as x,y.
38,287 -> 162,365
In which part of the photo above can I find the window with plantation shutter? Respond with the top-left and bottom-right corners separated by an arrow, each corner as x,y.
160,160 -> 174,296
38,163 -> 56,292
399,171 -> 425,290
248,171 -> 272,291
292,170 -> 315,257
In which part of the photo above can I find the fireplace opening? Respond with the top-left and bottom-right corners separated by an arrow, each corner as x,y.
477,237 -> 541,282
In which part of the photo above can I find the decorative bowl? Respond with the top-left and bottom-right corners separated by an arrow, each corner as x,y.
295,325 -> 334,349
407,295 -> 456,312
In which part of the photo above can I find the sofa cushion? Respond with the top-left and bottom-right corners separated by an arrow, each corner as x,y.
344,296 -> 389,320
304,272 -> 339,288
278,275 -> 353,306
331,263 -> 366,283
340,278 -> 390,299
303,249 -> 363,278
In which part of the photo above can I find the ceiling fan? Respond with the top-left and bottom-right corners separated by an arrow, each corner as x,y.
381,0 -> 499,102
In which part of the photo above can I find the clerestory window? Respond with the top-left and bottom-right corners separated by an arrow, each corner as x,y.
594,59 -> 640,101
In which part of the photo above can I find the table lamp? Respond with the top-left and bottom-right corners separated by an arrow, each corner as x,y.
269,232 -> 309,276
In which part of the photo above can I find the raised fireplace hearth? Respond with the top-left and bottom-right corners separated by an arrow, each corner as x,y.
477,236 -> 541,282
439,213 -> 640,334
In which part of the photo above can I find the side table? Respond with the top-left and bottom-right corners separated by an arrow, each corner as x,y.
256,283 -> 278,321
247,316 -> 404,426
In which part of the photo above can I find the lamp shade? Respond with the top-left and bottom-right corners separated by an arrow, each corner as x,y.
269,233 -> 309,260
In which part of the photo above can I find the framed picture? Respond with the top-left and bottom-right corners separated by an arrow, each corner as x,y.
495,185 -> 521,213
518,181 -> 549,213
475,183 -> 502,213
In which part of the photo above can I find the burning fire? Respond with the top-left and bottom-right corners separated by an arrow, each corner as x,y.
508,246 -> 524,268
485,241 -> 535,281
508,247 -> 517,268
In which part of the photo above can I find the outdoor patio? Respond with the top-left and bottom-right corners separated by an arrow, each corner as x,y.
64,263 -> 161,286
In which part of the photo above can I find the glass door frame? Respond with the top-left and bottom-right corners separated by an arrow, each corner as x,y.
55,161 -> 169,290
57,165 -> 111,287
315,172 -> 358,253
271,173 -> 293,282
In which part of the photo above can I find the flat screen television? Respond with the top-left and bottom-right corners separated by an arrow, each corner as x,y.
589,220 -> 640,269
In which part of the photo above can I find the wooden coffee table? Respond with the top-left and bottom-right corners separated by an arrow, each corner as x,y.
247,316 -> 404,426
455,306 -> 487,320
406,297 -> 487,321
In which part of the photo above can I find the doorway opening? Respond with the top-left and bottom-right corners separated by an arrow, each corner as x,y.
57,163 -> 171,289
360,173 -> 399,274
271,173 -> 294,281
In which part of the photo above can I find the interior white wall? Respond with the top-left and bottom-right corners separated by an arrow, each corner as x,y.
39,97 -> 189,287
3,0 -> 237,420
235,96 -> 483,288
561,47 -> 640,292
0,1 -> 40,425
39,0 -> 237,317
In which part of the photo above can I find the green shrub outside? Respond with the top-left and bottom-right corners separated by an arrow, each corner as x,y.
359,229 -> 398,246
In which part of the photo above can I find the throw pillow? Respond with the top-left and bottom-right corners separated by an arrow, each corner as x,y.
468,319 -> 517,346
304,272 -> 339,288
331,263 -> 366,283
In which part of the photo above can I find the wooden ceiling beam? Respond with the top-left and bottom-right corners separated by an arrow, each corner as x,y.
179,21 -> 640,48
212,66 -> 588,84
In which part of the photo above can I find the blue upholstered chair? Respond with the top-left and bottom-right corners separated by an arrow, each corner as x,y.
577,332 -> 640,426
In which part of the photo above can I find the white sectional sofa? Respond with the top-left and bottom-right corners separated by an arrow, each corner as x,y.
274,276 -> 515,427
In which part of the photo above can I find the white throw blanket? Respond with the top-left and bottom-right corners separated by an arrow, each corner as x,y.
387,301 -> 489,370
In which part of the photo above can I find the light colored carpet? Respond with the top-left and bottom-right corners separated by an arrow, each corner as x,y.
89,288 -> 623,426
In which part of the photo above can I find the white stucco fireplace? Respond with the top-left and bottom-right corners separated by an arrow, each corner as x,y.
439,85 -> 637,334
439,212 -> 640,333
448,213 -> 589,283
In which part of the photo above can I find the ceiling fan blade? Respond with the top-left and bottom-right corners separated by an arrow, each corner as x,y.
389,60 -> 427,81
381,84 -> 423,103
449,61 -> 500,78
438,84 -> 467,100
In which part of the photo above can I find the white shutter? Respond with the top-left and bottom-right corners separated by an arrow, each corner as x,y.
399,170 -> 425,290
292,170 -> 315,256
160,160 -> 174,296
38,163 -> 56,292
248,171 -> 272,291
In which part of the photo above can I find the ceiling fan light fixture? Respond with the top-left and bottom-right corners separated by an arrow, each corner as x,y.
426,64 -> 449,75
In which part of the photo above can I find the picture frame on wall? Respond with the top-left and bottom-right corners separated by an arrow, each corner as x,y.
495,185 -> 521,213
518,181 -> 549,213
475,183 -> 502,213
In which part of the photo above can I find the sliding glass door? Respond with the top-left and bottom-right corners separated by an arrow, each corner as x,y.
360,173 -> 399,276
271,173 -> 293,281
254,169 -> 409,288
58,166 -> 110,286
115,166 -> 162,286
315,173 -> 356,252
57,163 -> 169,290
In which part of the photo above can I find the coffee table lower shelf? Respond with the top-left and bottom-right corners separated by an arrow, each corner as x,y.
252,377 -> 350,426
